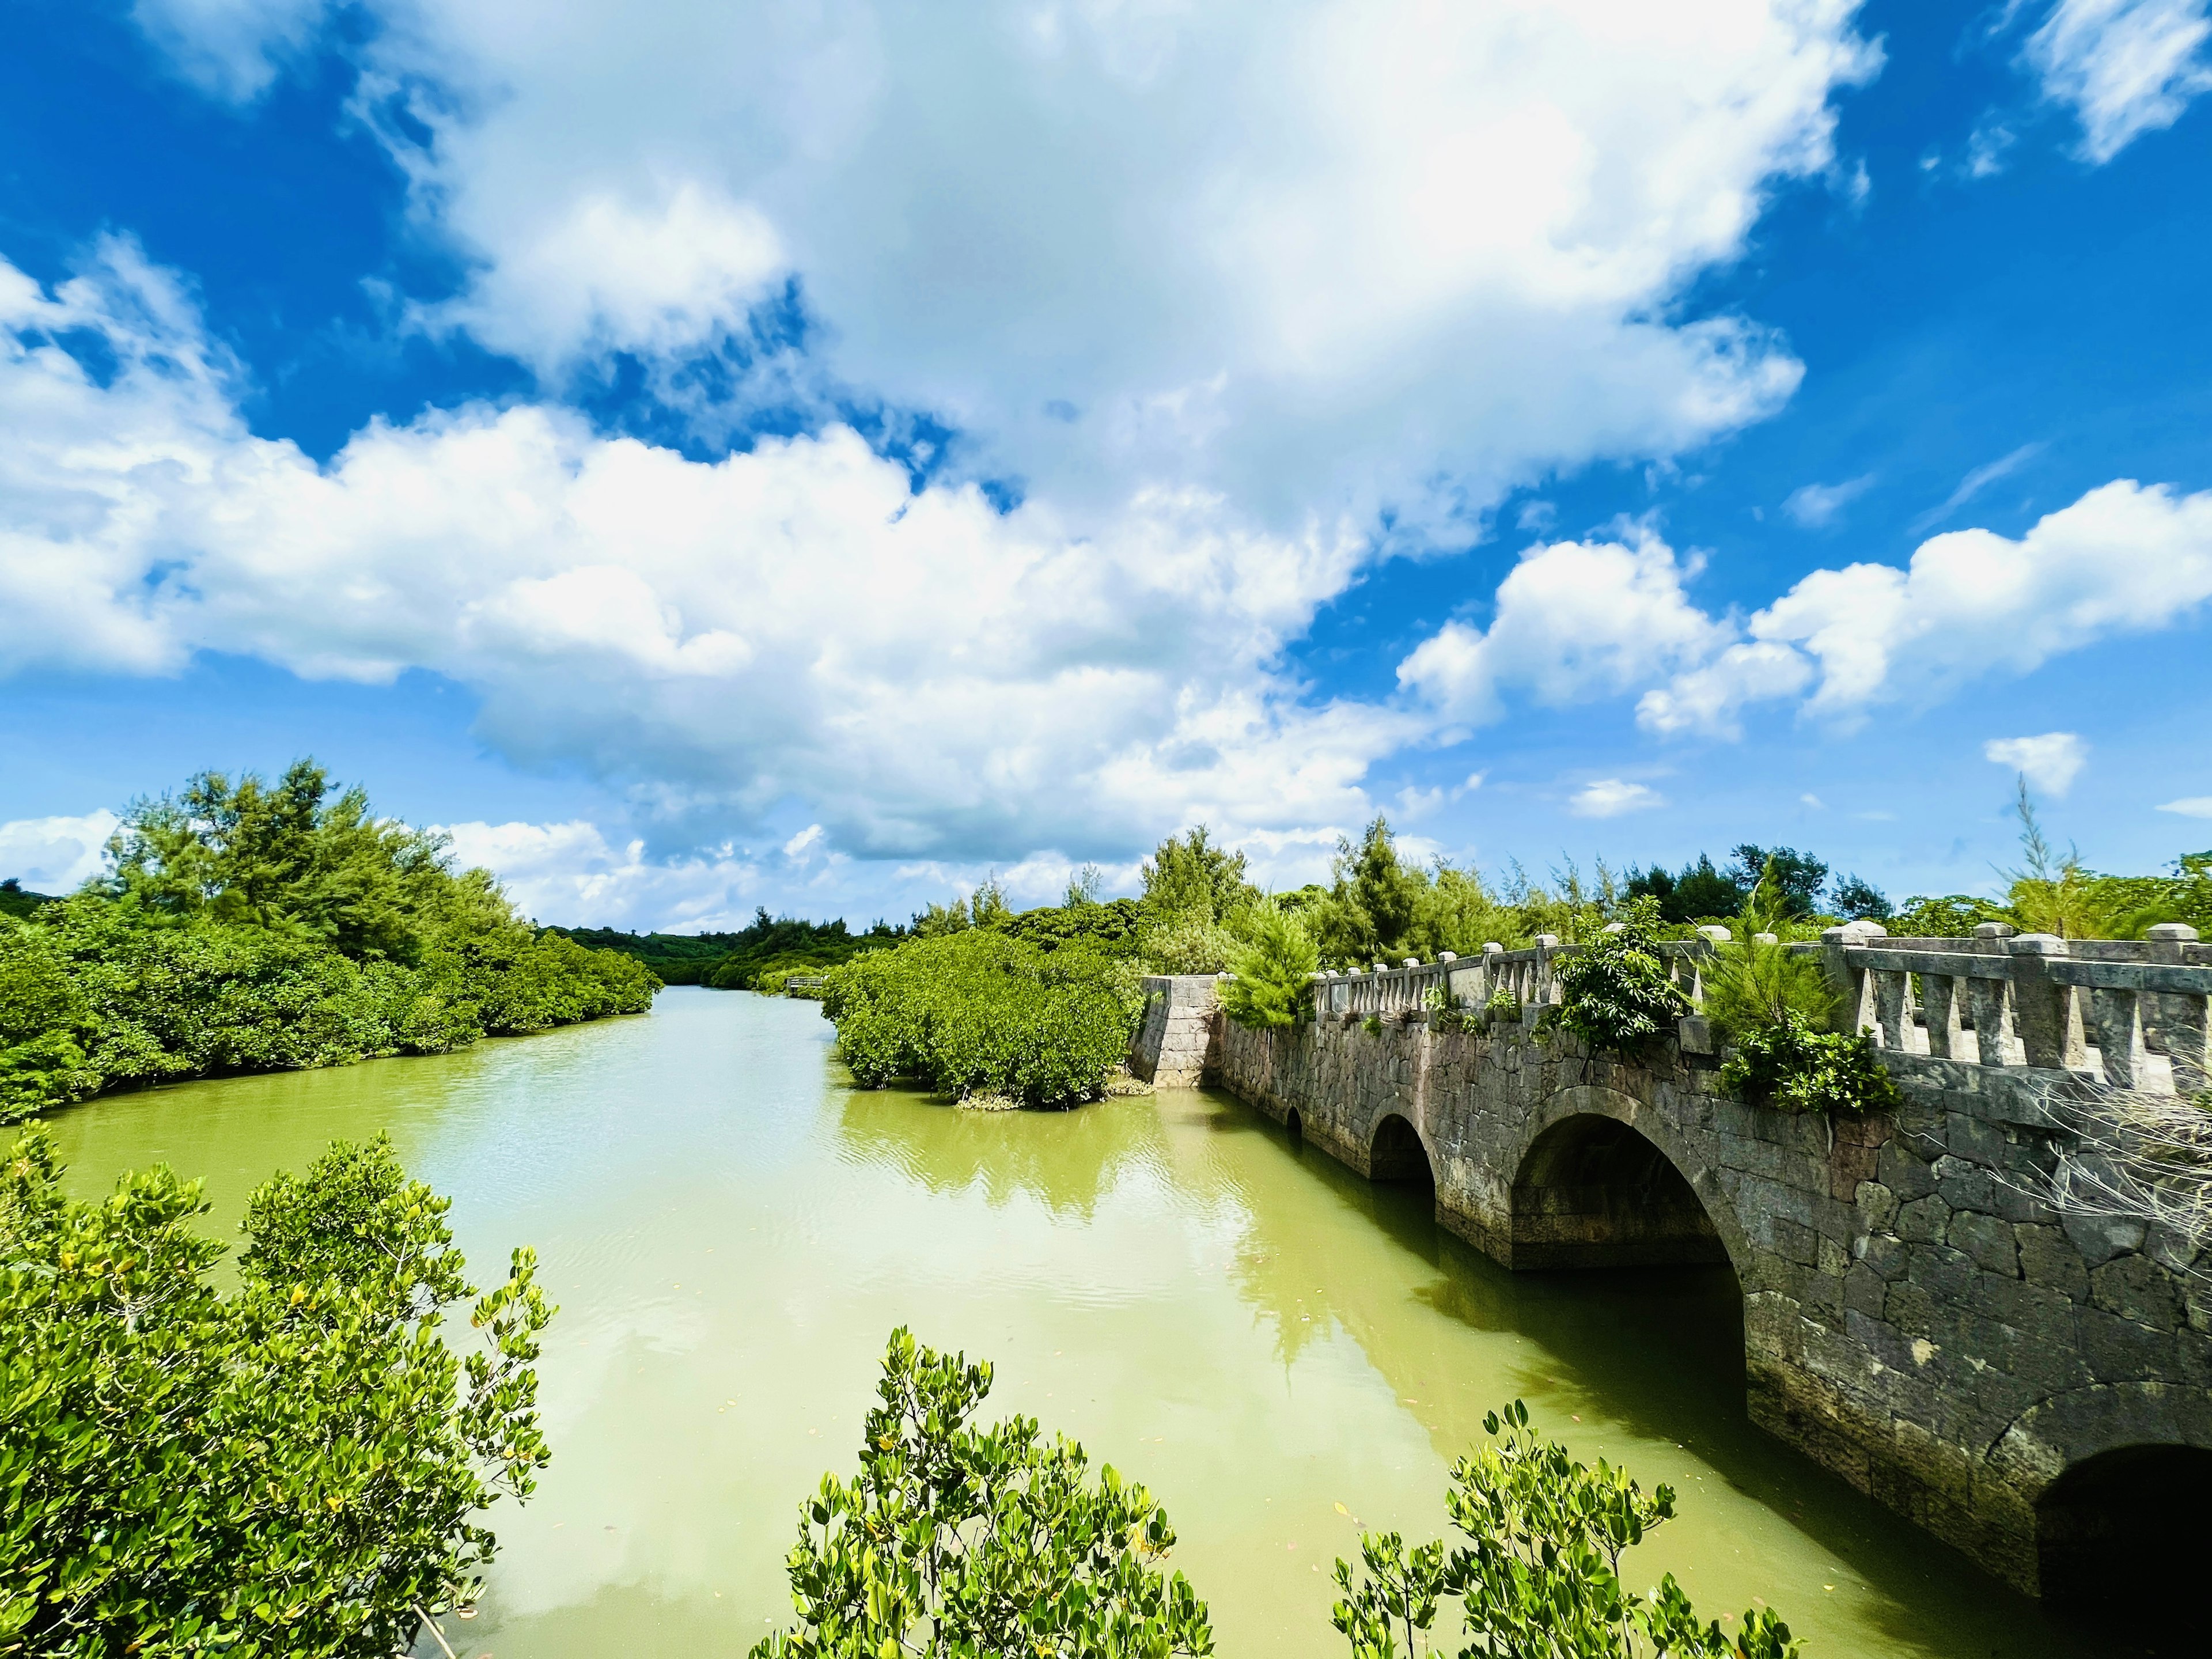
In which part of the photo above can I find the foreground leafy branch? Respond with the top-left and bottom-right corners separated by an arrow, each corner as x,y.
1332,1400 -> 1798,1659
0,1132 -> 554,1657
755,1328 -> 1213,1659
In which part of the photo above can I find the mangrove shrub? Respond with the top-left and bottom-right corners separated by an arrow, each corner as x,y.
753,1329 -> 1213,1659
0,1131 -> 554,1657
0,762 -> 658,1123
1332,1399 -> 1799,1659
821,932 -> 1138,1107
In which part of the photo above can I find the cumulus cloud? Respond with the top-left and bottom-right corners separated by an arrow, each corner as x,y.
1633,478 -> 2212,734
2025,0 -> 2212,163
1567,779 -> 1665,818
0,810 -> 121,893
2155,795 -> 2212,817
0,243 -> 1407,865
1397,530 -> 1729,722
422,181 -> 786,375
219,0 -> 1878,532
1984,731 -> 2089,794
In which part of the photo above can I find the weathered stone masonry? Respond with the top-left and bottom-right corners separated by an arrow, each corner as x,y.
1131,928 -> 2212,1600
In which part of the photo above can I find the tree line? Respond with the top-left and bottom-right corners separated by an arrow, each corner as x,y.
0,761 -> 658,1124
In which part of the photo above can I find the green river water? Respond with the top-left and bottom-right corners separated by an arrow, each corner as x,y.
44,987 -> 2115,1658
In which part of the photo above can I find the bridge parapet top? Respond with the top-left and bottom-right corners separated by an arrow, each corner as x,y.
1309,922 -> 2210,1097
1827,923 -> 2207,1094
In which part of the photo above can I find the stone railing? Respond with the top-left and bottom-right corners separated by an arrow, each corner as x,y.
1310,920 -> 2212,1094
1824,920 -> 2209,1094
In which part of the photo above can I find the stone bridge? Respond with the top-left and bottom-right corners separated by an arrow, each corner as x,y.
1128,923 -> 2212,1610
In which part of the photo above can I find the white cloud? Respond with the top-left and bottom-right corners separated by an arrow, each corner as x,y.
2156,796 -> 2212,817
226,0 -> 1877,533
1782,473 -> 1874,527
1967,119 -> 2018,177
132,0 -> 329,101
1801,792 -> 1826,808
1397,530 -> 1729,722
1908,442 -> 2044,535
2026,0 -> 2212,163
1635,478 -> 2212,734
1567,779 -> 1665,818
1984,731 -> 2089,794
0,243 -> 1411,865
423,181 -> 786,375
0,810 -> 122,894
438,819 -> 770,930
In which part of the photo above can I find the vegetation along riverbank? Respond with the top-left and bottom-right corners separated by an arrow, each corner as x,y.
813,794 -> 2211,1111
0,761 -> 657,1126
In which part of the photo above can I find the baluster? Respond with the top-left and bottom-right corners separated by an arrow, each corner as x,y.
1874,970 -> 1912,1052
1921,974 -> 1963,1059
2161,991 -> 2209,1094
2008,936 -> 2084,1071
2086,987 -> 2149,1089
1968,976 -> 2012,1067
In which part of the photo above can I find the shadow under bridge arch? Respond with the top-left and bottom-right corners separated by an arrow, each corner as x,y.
1506,1088 -> 1739,1272
1368,1113 -> 1435,1188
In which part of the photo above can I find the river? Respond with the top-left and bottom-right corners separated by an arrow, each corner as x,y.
43,987 -> 2113,1658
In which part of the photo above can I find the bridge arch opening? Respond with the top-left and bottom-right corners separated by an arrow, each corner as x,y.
1285,1107 -> 1304,1140
2037,1444 -> 2212,1628
1369,1114 -> 1434,1188
1509,1113 -> 1727,1270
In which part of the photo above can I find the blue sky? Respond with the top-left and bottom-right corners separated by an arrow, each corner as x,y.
3,0 -> 2211,930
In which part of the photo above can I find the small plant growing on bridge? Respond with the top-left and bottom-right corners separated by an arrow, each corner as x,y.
1721,1013 -> 1899,1117
753,1328 -> 1214,1659
1221,898 -> 1321,1030
1331,1399 -> 1800,1659
1424,986 -> 1482,1034
1552,904 -> 1687,1060
1486,986 -> 1520,1020
1363,1013 -> 1385,1036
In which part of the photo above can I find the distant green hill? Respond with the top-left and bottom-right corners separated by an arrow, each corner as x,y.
549,910 -> 903,989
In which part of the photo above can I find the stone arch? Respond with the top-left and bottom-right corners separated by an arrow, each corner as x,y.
1369,1112 -> 1434,1187
2035,1444 -> 2212,1619
1284,1105 -> 1304,1139
1504,1086 -> 1745,1274
1985,1382 -> 2212,1608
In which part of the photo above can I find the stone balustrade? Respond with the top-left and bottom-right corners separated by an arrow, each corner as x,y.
1307,921 -> 2212,1097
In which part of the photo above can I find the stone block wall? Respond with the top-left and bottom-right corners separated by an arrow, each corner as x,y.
1127,974 -> 1222,1086
1213,1008 -> 2212,1597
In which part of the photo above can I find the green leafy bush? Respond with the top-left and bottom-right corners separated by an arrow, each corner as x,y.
821,932 -> 1139,1108
0,1130 -> 553,1657
1220,899 -> 1319,1029
1486,986 -> 1520,1018
1552,909 -> 1687,1058
1331,1399 -> 1799,1659
755,1329 -> 1213,1659
0,762 -> 658,1124
1721,1014 -> 1900,1116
